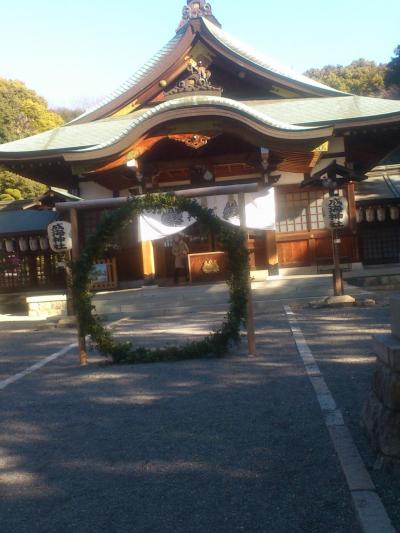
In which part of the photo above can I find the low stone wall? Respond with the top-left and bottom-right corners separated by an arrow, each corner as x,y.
363,335 -> 400,464
363,297 -> 400,467
26,294 -> 67,319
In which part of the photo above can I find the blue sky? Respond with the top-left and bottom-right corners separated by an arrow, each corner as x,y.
1,0 -> 399,109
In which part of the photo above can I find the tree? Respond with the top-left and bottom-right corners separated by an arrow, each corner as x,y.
52,106 -> 84,123
0,78 -> 63,143
305,59 -> 387,97
0,167 -> 47,200
0,78 -> 64,199
385,45 -> 400,97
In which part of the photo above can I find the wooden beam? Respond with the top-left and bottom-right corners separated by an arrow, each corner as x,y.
70,207 -> 88,366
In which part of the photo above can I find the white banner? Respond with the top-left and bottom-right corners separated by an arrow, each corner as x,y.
204,189 -> 276,230
139,208 -> 195,242
138,189 -> 276,242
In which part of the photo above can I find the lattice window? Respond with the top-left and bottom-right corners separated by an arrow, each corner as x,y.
277,189 -> 342,233
362,227 -> 400,264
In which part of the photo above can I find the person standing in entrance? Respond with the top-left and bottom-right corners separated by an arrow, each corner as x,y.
172,235 -> 189,284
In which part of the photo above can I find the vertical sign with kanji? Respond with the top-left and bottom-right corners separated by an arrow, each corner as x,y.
47,221 -> 73,253
322,197 -> 349,230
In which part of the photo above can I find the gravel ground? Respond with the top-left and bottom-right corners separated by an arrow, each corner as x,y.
0,308 -> 360,533
0,319 -> 76,382
293,290 -> 400,531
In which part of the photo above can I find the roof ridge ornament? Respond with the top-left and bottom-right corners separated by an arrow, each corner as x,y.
165,55 -> 222,97
177,1 -> 221,32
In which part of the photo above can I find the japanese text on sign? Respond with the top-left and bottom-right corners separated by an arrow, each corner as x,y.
322,197 -> 349,230
47,221 -> 73,253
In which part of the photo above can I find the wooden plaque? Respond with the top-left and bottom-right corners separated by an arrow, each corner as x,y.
188,251 -> 227,283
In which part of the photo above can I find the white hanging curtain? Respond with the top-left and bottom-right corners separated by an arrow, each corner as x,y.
138,189 -> 276,242
138,209 -> 196,242
204,189 -> 276,230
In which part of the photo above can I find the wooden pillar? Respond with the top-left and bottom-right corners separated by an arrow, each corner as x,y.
347,182 -> 361,262
141,240 -> 156,281
238,193 -> 257,356
265,230 -> 279,276
70,207 -> 88,366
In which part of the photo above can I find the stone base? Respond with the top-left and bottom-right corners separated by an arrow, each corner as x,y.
362,391 -> 400,459
26,294 -> 67,319
309,294 -> 355,309
373,359 -> 400,411
374,334 -> 400,373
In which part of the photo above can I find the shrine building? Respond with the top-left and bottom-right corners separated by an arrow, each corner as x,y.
1,0 -> 400,291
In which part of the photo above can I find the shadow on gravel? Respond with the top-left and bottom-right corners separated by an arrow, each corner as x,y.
0,316 -> 360,533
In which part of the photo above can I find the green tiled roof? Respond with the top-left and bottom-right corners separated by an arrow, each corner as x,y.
44,187 -> 82,201
0,95 -> 329,157
245,96 -> 400,126
356,175 -> 400,202
0,210 -> 58,236
0,199 -> 38,211
72,16 -> 342,125
202,19 -> 344,97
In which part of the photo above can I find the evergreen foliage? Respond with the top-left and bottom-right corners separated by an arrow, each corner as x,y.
305,59 -> 387,96
385,45 -> 400,94
73,194 -> 249,365
0,78 -> 64,198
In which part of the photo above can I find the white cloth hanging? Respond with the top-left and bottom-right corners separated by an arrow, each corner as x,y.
204,189 -> 276,230
138,209 -> 196,242
138,189 -> 276,242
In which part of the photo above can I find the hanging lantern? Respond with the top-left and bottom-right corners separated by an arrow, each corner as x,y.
39,236 -> 49,250
18,237 -> 28,252
356,207 -> 364,223
390,206 -> 400,221
366,206 -> 375,223
377,206 -> 386,222
29,237 -> 39,251
5,239 -> 14,253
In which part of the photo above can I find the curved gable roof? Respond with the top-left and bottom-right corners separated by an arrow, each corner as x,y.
0,96 -> 333,161
201,19 -> 345,97
70,17 -> 345,126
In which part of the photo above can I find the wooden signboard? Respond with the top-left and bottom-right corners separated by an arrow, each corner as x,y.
188,251 -> 227,283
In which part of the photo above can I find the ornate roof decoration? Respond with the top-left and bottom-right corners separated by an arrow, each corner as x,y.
178,1 -> 220,31
166,56 -> 222,96
168,134 -> 211,149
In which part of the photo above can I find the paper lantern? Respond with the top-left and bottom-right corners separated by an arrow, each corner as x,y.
5,239 -> 14,253
18,237 -> 28,252
40,236 -> 49,250
390,206 -> 399,221
47,221 -> 72,253
366,207 -> 375,223
322,197 -> 349,229
29,237 -> 39,251
377,206 -> 386,222
356,207 -> 364,223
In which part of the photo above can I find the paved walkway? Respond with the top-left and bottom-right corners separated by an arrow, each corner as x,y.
0,283 -> 398,532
